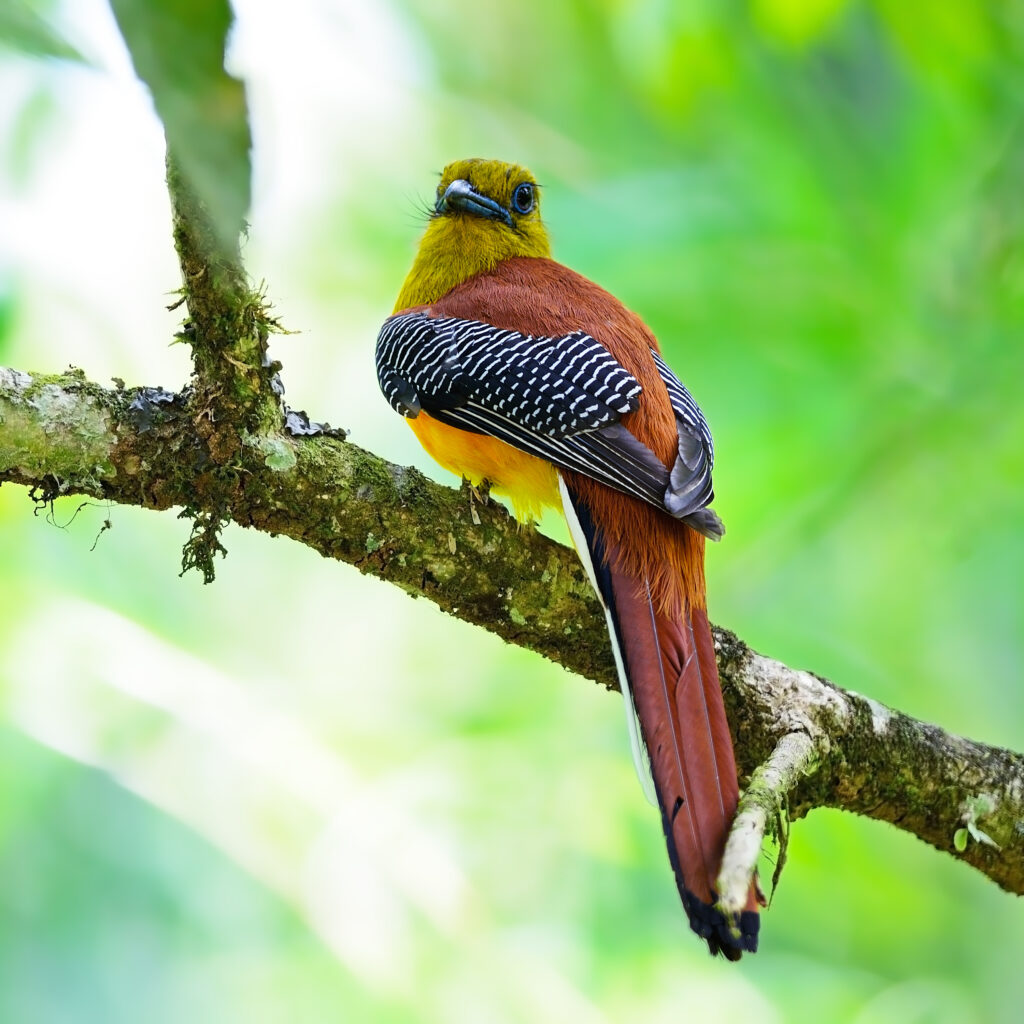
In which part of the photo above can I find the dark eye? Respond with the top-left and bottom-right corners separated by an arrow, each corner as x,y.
511,182 -> 535,215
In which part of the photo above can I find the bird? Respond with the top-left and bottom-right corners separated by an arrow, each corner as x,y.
375,158 -> 760,957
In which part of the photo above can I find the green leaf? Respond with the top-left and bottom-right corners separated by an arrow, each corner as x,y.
0,2 -> 86,62
108,0 -> 251,250
953,828 -> 968,852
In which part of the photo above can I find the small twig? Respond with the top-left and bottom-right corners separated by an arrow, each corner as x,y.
717,732 -> 819,916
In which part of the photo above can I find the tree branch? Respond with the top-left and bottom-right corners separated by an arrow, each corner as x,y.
2,365 -> 1022,900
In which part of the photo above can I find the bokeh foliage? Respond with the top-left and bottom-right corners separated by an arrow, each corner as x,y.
1,0 -> 1022,1021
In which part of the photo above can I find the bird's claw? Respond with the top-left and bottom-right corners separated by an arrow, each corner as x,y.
464,478 -> 491,525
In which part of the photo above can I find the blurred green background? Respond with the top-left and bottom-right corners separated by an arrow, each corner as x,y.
2,0 -> 1023,1021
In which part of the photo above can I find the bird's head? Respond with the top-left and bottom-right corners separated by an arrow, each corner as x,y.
433,159 -> 548,244
394,158 -> 552,311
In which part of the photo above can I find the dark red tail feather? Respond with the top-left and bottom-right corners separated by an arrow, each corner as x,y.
608,569 -> 759,957
563,483 -> 759,957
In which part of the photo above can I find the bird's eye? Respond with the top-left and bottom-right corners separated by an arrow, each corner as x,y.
511,182 -> 535,215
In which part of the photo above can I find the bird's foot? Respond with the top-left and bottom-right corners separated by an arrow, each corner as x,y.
464,478 -> 491,525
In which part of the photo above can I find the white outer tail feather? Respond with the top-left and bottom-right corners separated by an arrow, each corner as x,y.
558,474 -> 657,807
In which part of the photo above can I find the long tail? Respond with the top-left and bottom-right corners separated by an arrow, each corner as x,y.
560,479 -> 759,958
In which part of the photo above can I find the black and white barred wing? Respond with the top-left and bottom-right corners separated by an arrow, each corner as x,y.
377,313 -> 642,431
376,311 -> 720,533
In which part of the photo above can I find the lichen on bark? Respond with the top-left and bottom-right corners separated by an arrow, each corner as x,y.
0,368 -> 115,487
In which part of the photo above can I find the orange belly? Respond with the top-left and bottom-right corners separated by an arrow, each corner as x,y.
409,412 -> 560,522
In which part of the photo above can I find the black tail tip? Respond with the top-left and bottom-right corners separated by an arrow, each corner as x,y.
681,889 -> 760,959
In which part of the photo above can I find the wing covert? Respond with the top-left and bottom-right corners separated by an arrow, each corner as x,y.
376,312 -> 642,434
650,348 -> 718,528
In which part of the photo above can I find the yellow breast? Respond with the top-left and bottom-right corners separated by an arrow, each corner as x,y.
409,412 -> 560,523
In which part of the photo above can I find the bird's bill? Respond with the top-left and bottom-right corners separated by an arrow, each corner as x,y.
436,179 -> 513,226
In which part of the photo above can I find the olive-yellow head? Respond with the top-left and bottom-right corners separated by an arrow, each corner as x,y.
394,158 -> 552,312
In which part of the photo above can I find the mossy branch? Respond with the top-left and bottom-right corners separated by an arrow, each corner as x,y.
1,365 -> 1023,900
